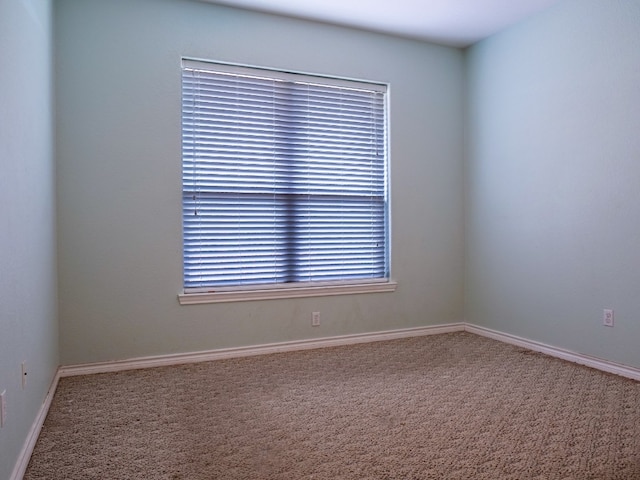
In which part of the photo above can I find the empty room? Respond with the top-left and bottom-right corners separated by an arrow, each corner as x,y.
1,0 -> 639,478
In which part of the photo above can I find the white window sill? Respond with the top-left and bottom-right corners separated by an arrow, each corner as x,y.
178,280 -> 398,305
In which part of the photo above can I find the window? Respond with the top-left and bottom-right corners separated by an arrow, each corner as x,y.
180,59 -> 394,303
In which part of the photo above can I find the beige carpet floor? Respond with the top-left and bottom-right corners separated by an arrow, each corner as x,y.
24,332 -> 640,479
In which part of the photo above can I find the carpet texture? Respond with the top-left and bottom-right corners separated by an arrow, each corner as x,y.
24,332 -> 640,479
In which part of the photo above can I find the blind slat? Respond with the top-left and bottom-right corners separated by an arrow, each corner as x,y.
182,60 -> 389,289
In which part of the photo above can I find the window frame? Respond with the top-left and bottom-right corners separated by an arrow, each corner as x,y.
179,59 -> 396,304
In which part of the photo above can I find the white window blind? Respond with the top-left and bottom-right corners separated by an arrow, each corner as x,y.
181,60 -> 389,291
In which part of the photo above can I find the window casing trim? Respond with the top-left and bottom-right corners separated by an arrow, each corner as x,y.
181,58 -> 391,292
178,279 -> 397,305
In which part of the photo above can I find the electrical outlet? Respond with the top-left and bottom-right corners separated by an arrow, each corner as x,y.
603,309 -> 614,327
21,362 -> 27,389
0,390 -> 6,428
312,311 -> 321,327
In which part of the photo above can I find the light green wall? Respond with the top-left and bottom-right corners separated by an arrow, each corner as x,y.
0,0 -> 58,478
466,0 -> 640,367
55,0 -> 465,365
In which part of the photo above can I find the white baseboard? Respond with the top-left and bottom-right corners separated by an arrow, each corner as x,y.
59,322 -> 640,381
60,323 -> 466,377
10,369 -> 61,480
11,322 -> 640,479
465,324 -> 640,381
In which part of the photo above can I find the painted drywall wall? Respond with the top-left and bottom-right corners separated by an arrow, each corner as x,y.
466,0 -> 640,367
0,0 -> 58,477
55,0 -> 465,365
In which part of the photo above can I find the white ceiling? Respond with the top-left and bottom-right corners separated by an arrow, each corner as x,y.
206,0 -> 563,47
